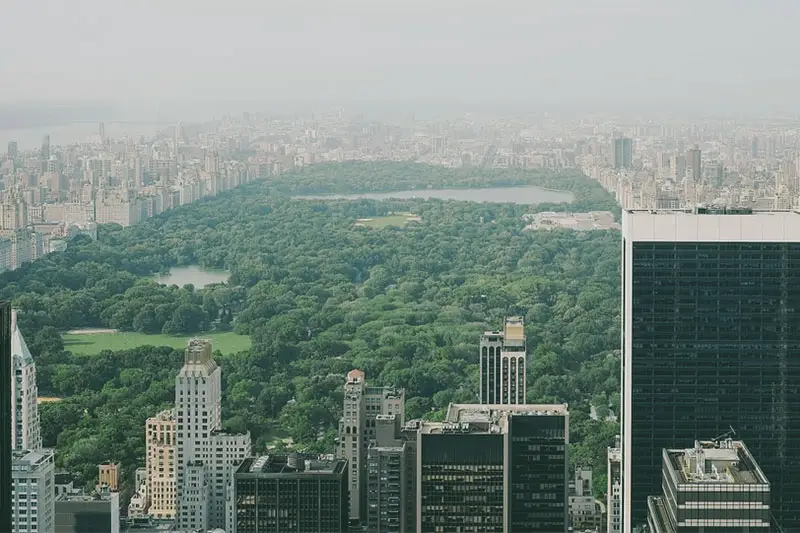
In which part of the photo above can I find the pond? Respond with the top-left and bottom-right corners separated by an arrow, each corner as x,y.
293,185 -> 574,205
154,266 -> 230,289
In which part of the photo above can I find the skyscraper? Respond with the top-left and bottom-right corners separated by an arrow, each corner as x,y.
366,414 -> 412,533
479,316 -> 527,405
417,404 -> 569,533
337,369 -> 405,525
146,409 -> 176,519
10,309 -> 41,451
7,141 -> 17,159
175,338 -> 251,531
612,137 -> 634,169
607,436 -> 622,533
622,208 -> 800,529
0,302 -> 11,533
12,449 -> 55,533
687,144 -> 702,182
41,135 -> 50,163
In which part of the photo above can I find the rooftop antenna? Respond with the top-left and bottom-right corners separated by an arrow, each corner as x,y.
712,426 -> 737,444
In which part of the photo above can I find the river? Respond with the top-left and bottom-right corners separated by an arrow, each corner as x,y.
293,185 -> 574,205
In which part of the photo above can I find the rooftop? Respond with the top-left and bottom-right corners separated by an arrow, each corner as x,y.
668,439 -> 769,486
236,454 -> 347,477
421,403 -> 568,435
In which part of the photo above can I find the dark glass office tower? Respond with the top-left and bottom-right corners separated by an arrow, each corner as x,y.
622,209 -> 800,530
418,404 -> 569,533
0,302 -> 11,533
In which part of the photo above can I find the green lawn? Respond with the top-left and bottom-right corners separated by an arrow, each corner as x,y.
63,331 -> 252,356
355,213 -> 420,228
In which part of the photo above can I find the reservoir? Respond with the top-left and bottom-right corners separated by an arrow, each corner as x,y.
154,266 -> 230,289
293,185 -> 574,205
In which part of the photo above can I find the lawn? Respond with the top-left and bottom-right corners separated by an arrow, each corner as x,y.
355,213 -> 421,228
63,331 -> 252,356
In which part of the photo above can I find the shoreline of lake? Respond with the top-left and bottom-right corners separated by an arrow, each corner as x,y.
154,265 -> 230,289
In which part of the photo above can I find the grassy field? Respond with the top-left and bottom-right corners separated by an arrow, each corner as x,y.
63,331 -> 252,356
355,213 -> 420,228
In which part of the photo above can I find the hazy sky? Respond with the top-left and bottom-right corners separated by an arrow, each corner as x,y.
2,0 -> 799,113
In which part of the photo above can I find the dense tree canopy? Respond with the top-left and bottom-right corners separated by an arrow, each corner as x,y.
7,162 -> 621,498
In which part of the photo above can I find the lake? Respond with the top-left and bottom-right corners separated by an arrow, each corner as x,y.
293,185 -> 574,204
154,266 -> 230,289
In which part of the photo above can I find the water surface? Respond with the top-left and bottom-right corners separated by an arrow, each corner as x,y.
155,265 -> 229,289
293,185 -> 574,204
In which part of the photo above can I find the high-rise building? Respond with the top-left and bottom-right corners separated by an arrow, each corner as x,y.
175,338 -> 250,531
612,137 -> 634,169
10,310 -> 41,451
0,302 -> 12,533
607,437 -> 622,533
146,408 -> 175,519
7,141 -> 17,159
687,144 -> 702,182
41,135 -> 50,163
98,463 -> 119,491
479,316 -> 527,405
12,449 -> 55,533
234,454 -> 348,533
417,403 -> 569,533
366,414 -> 413,533
337,369 -> 405,525
647,439 -> 771,532
670,154 -> 687,181
622,208 -> 800,529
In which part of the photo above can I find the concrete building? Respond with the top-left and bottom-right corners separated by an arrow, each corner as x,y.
55,486 -> 120,533
98,463 -> 119,492
10,309 -> 41,451
612,137 -> 633,169
145,408 -> 175,519
647,439 -> 771,532
417,403 -> 569,533
0,303 -> 11,533
607,437 -> 622,533
234,454 -> 348,533
479,316 -> 527,405
337,369 -> 405,525
622,208 -> 800,529
175,338 -> 250,532
12,449 -> 55,533
366,414 -> 412,533
569,466 -> 604,532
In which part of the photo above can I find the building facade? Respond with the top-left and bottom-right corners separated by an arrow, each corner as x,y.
417,404 -> 569,533
145,408 -> 175,518
622,209 -> 800,529
647,439 -> 771,532
607,438 -> 622,533
54,487 -> 120,533
366,414 -> 410,533
479,317 -> 527,405
337,369 -> 404,525
175,338 -> 250,531
234,454 -> 348,533
0,302 -> 13,533
11,449 -> 54,533
10,310 -> 41,451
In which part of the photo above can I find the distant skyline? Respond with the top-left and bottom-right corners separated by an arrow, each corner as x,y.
2,0 -> 800,114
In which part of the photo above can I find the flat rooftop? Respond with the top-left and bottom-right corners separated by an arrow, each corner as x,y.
236,455 -> 347,476
668,440 -> 769,486
623,209 -> 800,242
420,403 -> 568,435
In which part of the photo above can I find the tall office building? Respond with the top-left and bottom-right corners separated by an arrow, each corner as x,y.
337,369 -> 405,525
479,316 -> 527,405
366,414 -> 413,533
175,338 -> 251,531
7,141 -> 17,159
647,439 -> 771,532
146,408 -> 176,518
417,404 -> 569,533
687,144 -> 702,182
622,208 -> 800,529
234,454 -> 348,533
0,302 -> 12,533
10,309 -> 41,451
11,449 -> 55,533
55,485 -> 120,533
612,137 -> 634,169
607,436 -> 622,533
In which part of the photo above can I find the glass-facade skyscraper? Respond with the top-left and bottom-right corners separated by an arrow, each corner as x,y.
622,209 -> 800,530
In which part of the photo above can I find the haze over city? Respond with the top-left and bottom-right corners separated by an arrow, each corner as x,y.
3,0 -> 800,115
